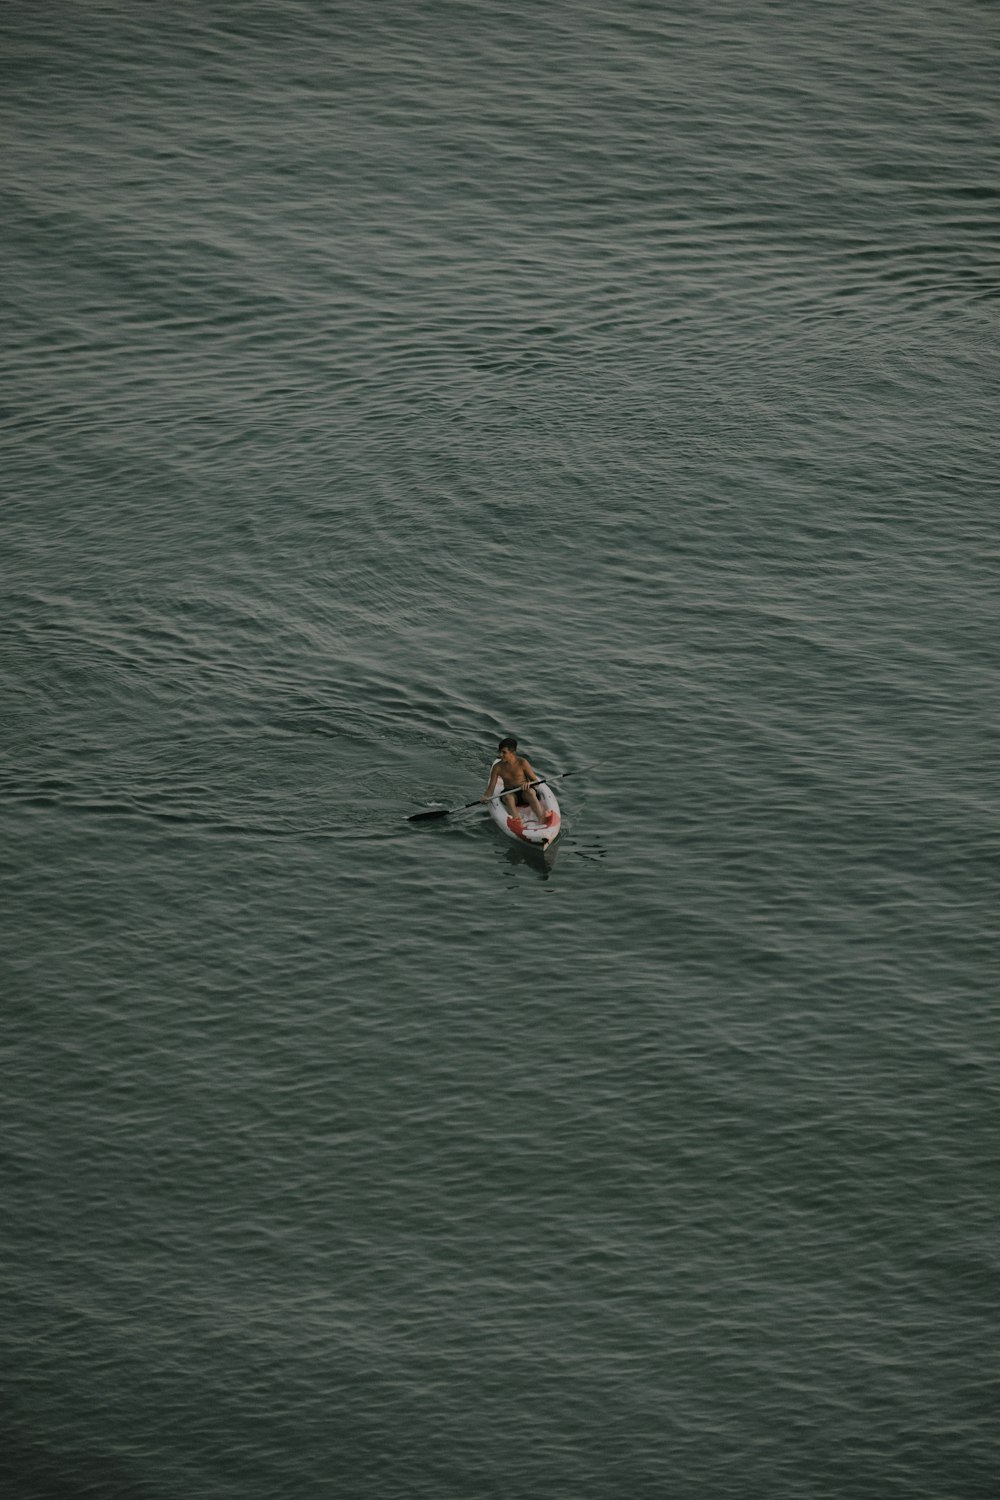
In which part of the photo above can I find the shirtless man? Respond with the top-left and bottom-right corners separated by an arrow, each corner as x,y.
481,736 -> 556,833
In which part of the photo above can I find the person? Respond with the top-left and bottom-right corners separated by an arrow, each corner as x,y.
480,736 -> 556,833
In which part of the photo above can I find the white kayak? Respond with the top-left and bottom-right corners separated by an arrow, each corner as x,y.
486,765 -> 562,851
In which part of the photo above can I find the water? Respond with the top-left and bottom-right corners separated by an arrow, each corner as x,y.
3,2 -> 997,1496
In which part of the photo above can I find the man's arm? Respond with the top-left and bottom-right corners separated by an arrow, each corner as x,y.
480,764 -> 501,801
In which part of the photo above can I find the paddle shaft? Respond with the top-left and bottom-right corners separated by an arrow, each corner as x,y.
407,768 -> 589,822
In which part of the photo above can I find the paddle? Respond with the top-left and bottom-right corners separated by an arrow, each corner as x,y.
407,767 -> 592,822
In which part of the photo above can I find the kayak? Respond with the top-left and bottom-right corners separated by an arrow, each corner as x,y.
486,764 -> 562,851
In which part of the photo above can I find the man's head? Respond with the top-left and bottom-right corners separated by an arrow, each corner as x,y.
498,735 -> 518,760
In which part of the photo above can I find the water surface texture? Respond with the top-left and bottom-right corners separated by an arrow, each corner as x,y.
3,2 -> 998,1496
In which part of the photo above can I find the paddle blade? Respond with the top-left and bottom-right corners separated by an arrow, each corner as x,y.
407,806 -> 451,821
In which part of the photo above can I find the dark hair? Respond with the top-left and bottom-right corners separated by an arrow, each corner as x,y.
498,736 -> 518,753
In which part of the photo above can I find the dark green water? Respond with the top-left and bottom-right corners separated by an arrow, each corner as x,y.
3,3 -> 998,1496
